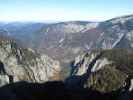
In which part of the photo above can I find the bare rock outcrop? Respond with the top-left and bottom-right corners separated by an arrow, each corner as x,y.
0,38 -> 61,86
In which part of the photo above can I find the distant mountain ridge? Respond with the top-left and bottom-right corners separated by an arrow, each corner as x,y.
0,14 -> 133,67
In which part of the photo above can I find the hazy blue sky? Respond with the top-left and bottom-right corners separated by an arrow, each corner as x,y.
0,0 -> 133,22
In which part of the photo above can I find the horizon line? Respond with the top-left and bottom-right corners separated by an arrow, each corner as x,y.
0,14 -> 132,23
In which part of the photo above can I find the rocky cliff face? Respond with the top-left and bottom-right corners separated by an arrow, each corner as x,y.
0,37 -> 61,86
67,49 -> 133,92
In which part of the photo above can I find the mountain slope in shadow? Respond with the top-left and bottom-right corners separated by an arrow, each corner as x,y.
0,81 -> 111,100
0,80 -> 133,100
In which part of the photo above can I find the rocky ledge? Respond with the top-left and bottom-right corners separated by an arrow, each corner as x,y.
0,38 -> 61,86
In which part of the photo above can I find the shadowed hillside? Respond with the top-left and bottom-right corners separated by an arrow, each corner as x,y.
0,81 -> 127,100
0,80 -> 133,100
